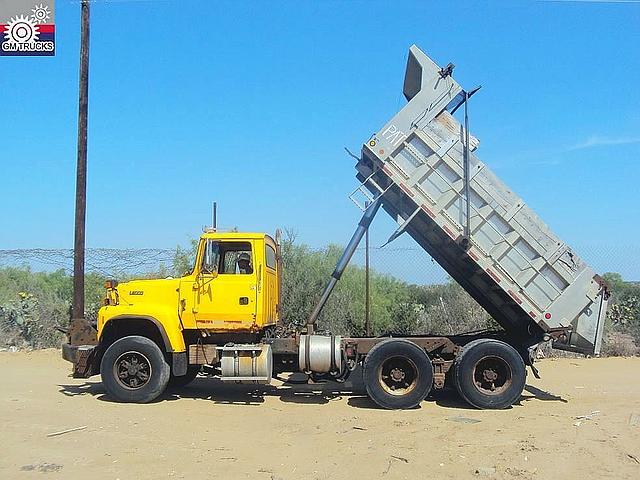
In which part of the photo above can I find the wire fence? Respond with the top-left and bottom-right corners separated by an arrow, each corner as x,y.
0,244 -> 638,284
0,248 -> 176,278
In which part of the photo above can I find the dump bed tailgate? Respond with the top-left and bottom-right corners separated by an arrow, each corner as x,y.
355,45 -> 608,355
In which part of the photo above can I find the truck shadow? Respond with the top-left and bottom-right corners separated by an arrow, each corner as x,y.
58,377 -> 357,406
58,379 -> 567,409
59,380 -> 105,397
522,384 -> 568,403
168,375 -> 365,406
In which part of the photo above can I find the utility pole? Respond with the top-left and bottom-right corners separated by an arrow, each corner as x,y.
72,0 -> 90,323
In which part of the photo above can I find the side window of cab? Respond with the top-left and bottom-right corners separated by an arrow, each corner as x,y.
265,244 -> 276,270
201,240 -> 254,275
220,242 -> 254,275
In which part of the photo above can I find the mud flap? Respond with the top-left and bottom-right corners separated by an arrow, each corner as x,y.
62,343 -> 98,378
62,318 -> 99,378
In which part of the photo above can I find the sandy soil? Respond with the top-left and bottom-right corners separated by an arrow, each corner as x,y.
0,350 -> 639,480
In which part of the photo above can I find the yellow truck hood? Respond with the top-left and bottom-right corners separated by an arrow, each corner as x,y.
114,277 -> 181,307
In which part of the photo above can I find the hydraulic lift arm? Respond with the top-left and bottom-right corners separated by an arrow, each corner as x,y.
306,198 -> 382,332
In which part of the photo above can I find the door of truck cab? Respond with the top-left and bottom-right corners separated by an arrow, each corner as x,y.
190,239 -> 258,331
261,236 -> 279,327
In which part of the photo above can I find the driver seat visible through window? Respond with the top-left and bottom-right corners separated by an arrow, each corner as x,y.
218,242 -> 253,275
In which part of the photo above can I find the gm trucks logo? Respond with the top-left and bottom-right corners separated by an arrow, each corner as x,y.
1,1 -> 55,56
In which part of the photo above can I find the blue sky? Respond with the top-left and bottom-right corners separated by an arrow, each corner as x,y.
1,0 -> 639,278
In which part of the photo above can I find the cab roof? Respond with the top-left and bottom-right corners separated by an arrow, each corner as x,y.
200,231 -> 271,241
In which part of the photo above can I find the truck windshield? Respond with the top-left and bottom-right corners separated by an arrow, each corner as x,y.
201,240 -> 220,275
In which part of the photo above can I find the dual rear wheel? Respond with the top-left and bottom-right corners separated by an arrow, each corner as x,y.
453,339 -> 526,409
363,338 -> 526,410
363,339 -> 434,410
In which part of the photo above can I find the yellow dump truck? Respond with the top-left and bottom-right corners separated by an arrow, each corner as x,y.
62,46 -> 608,410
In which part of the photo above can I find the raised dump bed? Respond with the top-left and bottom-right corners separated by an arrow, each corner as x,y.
355,45 -> 608,355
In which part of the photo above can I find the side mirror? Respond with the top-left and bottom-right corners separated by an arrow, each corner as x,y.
196,268 -> 218,285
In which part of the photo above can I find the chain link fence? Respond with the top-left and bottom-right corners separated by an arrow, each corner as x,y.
0,245 -> 638,284
0,248 -> 177,278
0,244 -> 638,353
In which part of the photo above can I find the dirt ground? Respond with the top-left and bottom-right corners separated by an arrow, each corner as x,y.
1,350 -> 639,480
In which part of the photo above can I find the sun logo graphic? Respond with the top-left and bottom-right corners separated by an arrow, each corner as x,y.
4,15 -> 40,44
31,4 -> 51,24
1,2 -> 55,56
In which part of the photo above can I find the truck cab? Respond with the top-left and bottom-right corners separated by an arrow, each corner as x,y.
176,232 -> 280,334
63,232 -> 281,394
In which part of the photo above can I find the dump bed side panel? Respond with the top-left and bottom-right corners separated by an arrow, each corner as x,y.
357,45 -> 608,354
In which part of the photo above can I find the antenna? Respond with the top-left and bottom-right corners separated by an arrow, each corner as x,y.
212,202 -> 217,230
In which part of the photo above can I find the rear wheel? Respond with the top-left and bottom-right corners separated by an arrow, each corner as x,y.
100,335 -> 170,403
363,339 -> 433,409
168,366 -> 200,389
454,339 -> 526,409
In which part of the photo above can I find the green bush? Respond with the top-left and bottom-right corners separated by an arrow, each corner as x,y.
601,272 -> 640,354
0,267 -> 106,348
279,232 -> 419,336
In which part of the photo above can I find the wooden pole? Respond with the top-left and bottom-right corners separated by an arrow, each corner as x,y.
72,0 -> 90,321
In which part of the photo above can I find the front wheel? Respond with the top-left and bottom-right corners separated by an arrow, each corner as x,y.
453,339 -> 526,409
100,335 -> 170,403
363,339 -> 433,410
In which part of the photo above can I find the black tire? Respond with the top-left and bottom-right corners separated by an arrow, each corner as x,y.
363,339 -> 433,410
454,339 -> 526,409
168,366 -> 200,389
100,335 -> 170,403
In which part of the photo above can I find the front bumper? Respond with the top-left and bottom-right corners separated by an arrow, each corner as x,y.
62,343 -> 98,378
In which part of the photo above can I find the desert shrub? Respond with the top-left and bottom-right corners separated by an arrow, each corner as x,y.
600,273 -> 640,356
601,332 -> 639,357
0,289 -> 65,349
409,281 -> 499,335
279,231 -> 418,336
0,268 -> 106,349
534,341 -> 581,359
607,295 -> 640,342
